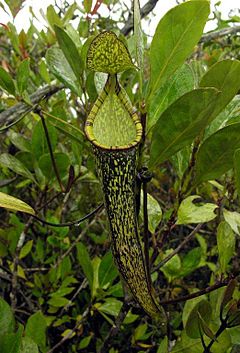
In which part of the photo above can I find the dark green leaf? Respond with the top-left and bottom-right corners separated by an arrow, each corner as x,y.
220,279 -> 237,314
147,64 -> 194,132
0,297 -> 15,335
234,149 -> 240,199
200,60 -> 240,122
185,299 -> 212,338
31,120 -> 57,159
38,152 -> 70,180
198,312 -> 215,340
16,59 -> 30,94
99,252 -> 118,288
46,47 -> 81,95
54,25 -> 83,81
194,123 -> 240,185
25,311 -> 47,350
179,247 -> 202,277
0,153 -> 36,182
76,243 -> 94,291
217,221 -> 235,273
148,1 -> 209,100
149,88 -> 219,168
0,67 -> 15,95
0,326 -> 23,353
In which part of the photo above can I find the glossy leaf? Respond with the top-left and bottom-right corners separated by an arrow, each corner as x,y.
149,88 -> 219,168
177,196 -> 217,224
16,59 -> 30,95
147,64 -> 194,132
148,1 -> 209,100
223,209 -> 240,235
185,299 -> 212,338
97,298 -> 122,317
200,59 -> 240,122
234,149 -> 240,198
76,243 -> 94,291
25,311 -> 47,351
46,47 -> 81,95
0,67 -> 15,95
87,31 -> 135,74
194,123 -> 240,185
217,221 -> 235,273
0,192 -> 35,215
0,153 -> 36,182
0,298 -> 15,335
54,25 -> 83,81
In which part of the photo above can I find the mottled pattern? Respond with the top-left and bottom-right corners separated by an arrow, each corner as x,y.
94,148 -> 161,318
87,31 -> 135,74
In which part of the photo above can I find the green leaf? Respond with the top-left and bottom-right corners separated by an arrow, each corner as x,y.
223,209 -> 240,235
98,252 -> 118,289
161,249 -> 181,281
149,88 -> 219,168
234,149 -> 240,199
19,240 -> 33,259
0,67 -> 15,95
172,331 -> 202,353
21,337 -> 39,353
87,31 -> 135,74
140,191 -> 162,233
83,0 -> 92,13
198,312 -> 215,340
46,47 -> 81,95
54,25 -> 83,82
177,196 -> 217,225
134,0 -> 143,95
46,5 -> 62,29
7,131 -> 31,152
157,336 -> 168,353
217,221 -> 235,273
194,123 -> 240,185
0,326 -> 23,353
16,59 -> 30,95
200,60 -> 240,122
79,335 -> 92,350
76,243 -> 94,291
179,247 -> 202,277
97,298 -> 122,317
0,192 -> 35,215
148,1 -> 209,100
4,0 -> 25,17
0,153 -> 36,182
48,296 -> 69,307
0,297 -> 15,335
38,152 -> 70,180
25,311 -> 47,350
147,64 -> 194,132
220,279 -> 237,314
31,120 -> 57,159
185,299 -> 212,338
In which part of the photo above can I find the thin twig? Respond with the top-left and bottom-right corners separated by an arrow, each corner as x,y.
59,278 -> 88,316
200,25 -> 240,43
152,223 -> 203,273
159,277 -> 230,305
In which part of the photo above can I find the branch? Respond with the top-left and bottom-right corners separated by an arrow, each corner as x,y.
0,84 -> 63,128
121,0 -> 159,36
199,25 -> 240,44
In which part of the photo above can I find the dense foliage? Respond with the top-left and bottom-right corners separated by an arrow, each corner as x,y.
0,1 -> 240,352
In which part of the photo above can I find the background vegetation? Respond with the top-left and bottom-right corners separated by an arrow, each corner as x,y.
0,0 -> 240,352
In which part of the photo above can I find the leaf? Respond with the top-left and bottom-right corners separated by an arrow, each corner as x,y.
16,59 -> 30,95
19,240 -> 33,259
140,191 -> 162,233
200,60 -> 240,122
31,120 -> 57,159
234,149 -> 240,199
217,221 -> 235,273
97,298 -> 122,317
48,297 -> 69,307
147,64 -> 194,132
134,0 -> 143,95
0,67 -> 15,95
4,0 -> 25,17
46,47 -> 81,95
148,1 -> 209,100
38,152 -> 70,180
0,326 -> 23,353
0,298 -> 15,335
54,26 -> 83,82
223,209 -> 240,236
194,123 -> 240,185
0,192 -> 35,215
76,243 -> 94,291
21,337 -> 39,353
185,299 -> 212,339
46,5 -> 62,29
176,196 -> 217,225
149,88 -> 219,168
157,336 -> 168,353
87,31 -> 135,74
7,131 -> 31,152
220,279 -> 237,314
83,0 -> 92,13
25,311 -> 47,351
98,252 -> 118,289
179,247 -> 202,277
161,249 -> 181,281
0,153 -> 35,182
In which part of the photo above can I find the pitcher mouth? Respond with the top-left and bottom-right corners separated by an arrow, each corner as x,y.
84,75 -> 143,151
